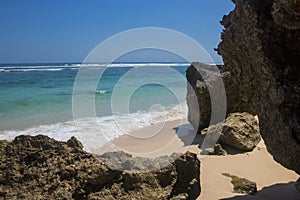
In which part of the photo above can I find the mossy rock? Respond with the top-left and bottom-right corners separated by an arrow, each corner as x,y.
223,173 -> 257,194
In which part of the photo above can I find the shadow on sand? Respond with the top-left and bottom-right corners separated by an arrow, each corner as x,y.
173,124 -> 252,155
173,124 -> 203,146
222,182 -> 300,200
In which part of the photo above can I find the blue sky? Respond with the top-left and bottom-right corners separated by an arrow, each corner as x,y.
0,0 -> 234,63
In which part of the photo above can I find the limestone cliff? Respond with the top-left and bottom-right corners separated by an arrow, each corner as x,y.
217,0 -> 300,174
186,0 -> 299,174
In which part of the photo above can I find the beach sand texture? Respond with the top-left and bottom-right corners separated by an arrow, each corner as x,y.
96,119 -> 299,200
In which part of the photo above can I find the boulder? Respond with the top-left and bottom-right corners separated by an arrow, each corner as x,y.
202,112 -> 261,151
0,135 -> 201,200
186,62 -> 250,132
219,112 -> 261,151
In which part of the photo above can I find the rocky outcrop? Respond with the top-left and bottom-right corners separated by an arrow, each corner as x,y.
272,0 -> 300,29
216,0 -> 300,174
0,135 -> 201,200
201,112 -> 261,151
186,0 -> 300,173
96,151 -> 178,172
186,62 -> 249,132
296,178 -> 300,192
223,173 -> 257,194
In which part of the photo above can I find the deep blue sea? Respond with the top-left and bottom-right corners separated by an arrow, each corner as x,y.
0,63 -> 189,150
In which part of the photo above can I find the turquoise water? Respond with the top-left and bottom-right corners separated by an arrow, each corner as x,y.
0,63 -> 188,132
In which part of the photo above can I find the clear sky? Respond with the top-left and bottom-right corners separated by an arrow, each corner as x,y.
0,0 -> 234,64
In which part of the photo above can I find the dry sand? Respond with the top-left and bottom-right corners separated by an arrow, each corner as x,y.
199,140 -> 299,200
92,118 -> 196,157
94,119 -> 299,200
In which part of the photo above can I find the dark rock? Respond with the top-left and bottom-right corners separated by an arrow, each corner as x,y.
202,112 -> 261,151
172,152 -> 201,199
0,135 -> 201,200
89,152 -> 201,200
216,0 -> 300,173
67,136 -> 84,149
214,143 -> 228,156
272,0 -> 300,29
296,177 -> 300,192
186,0 -> 300,173
223,173 -> 257,194
186,62 -> 249,132
201,143 -> 227,156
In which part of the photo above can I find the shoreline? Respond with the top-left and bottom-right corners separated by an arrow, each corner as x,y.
0,116 -> 299,199
0,102 -> 188,149
93,118 -> 299,199
91,118 -> 196,157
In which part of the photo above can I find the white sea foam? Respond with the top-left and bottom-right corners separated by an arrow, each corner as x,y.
0,63 -> 191,72
0,69 -> 9,72
70,63 -> 190,68
0,102 -> 188,152
0,68 -> 65,72
95,90 -> 108,94
13,68 -> 64,72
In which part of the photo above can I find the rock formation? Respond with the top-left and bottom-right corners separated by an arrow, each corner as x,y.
214,143 -> 228,156
200,143 -> 228,156
296,178 -> 300,192
187,0 -> 300,174
0,135 -> 200,200
223,173 -> 257,195
186,62 -> 248,131
217,0 -> 300,174
201,112 -> 261,151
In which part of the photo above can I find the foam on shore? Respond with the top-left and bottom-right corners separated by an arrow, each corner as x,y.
0,102 -> 188,152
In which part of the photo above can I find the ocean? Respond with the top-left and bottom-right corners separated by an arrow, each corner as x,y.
0,63 -> 189,151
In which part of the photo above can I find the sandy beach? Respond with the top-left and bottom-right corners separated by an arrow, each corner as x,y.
95,119 -> 299,200
92,118 -> 196,157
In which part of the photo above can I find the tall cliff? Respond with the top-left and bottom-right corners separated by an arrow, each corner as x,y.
217,0 -> 300,174
187,0 -> 300,174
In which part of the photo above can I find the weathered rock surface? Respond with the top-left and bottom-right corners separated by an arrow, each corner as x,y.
296,177 -> 300,192
272,0 -> 300,29
214,143 -> 228,156
186,62 -> 249,132
202,112 -> 261,151
216,0 -> 300,174
0,135 -> 201,200
186,0 -> 300,173
201,143 -> 228,156
96,151 -> 183,173
223,173 -> 257,194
